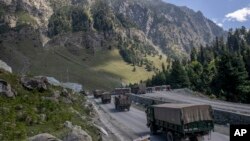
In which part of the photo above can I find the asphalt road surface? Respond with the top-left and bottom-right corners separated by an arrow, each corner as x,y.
96,98 -> 229,141
143,90 -> 250,116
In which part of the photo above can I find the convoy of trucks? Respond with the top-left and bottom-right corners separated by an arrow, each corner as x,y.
146,103 -> 214,141
92,86 -> 214,141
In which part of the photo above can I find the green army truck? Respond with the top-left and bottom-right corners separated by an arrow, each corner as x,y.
114,95 -> 131,111
146,104 -> 214,141
101,92 -> 111,104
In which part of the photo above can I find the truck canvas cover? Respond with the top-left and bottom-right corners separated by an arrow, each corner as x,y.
102,92 -> 111,99
153,104 -> 213,125
115,95 -> 131,105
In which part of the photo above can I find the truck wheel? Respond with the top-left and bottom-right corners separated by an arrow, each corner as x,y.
189,136 -> 202,141
150,124 -> 157,135
127,107 -> 130,111
166,131 -> 174,141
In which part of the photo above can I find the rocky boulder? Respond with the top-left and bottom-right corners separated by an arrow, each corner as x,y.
63,121 -> 92,141
0,79 -> 16,98
0,60 -> 12,73
20,76 -> 48,91
28,133 -> 61,141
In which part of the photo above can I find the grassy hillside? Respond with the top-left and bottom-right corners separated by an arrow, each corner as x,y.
0,70 -> 100,141
0,35 -> 167,90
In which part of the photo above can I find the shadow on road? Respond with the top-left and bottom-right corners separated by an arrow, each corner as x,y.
108,108 -> 130,113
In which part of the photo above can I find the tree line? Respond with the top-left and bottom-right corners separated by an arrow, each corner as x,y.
146,27 -> 250,103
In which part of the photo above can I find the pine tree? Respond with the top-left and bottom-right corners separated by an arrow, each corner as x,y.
212,53 -> 250,102
198,45 -> 205,65
186,61 -> 203,91
170,61 -> 190,88
190,47 -> 198,61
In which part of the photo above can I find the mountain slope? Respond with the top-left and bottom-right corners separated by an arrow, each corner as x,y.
0,0 -> 224,89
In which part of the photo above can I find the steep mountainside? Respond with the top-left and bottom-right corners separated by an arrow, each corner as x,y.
0,0 -> 224,89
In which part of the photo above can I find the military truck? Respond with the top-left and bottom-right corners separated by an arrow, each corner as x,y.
114,94 -> 131,111
131,83 -> 146,94
146,104 -> 214,141
101,92 -> 111,104
93,90 -> 103,98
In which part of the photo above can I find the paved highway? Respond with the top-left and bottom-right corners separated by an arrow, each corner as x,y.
95,98 -> 229,141
143,90 -> 250,115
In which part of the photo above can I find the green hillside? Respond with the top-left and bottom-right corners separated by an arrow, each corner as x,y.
0,36 -> 167,90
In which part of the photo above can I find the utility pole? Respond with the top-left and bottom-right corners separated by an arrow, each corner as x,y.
67,68 -> 69,82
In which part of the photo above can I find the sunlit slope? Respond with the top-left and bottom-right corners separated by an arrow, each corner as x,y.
0,38 -> 167,90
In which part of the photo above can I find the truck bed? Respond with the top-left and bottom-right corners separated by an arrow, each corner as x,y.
153,104 -> 213,125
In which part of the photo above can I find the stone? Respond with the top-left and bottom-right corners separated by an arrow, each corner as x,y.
64,121 -> 73,129
61,89 -> 70,97
0,60 -> 12,73
0,79 -> 16,98
28,133 -> 61,141
61,83 -> 83,93
45,77 -> 61,86
63,121 -> 92,141
53,90 -> 60,99
39,114 -> 46,122
20,76 -> 48,91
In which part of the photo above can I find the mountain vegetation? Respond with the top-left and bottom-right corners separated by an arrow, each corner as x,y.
146,27 -> 250,103
0,70 -> 100,140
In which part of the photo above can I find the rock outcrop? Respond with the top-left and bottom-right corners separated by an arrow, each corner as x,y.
0,60 -> 12,73
0,79 -> 16,98
28,133 -> 61,141
0,0 -> 224,57
63,121 -> 92,141
20,76 -> 48,91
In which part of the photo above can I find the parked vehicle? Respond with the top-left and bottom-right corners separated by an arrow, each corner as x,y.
114,94 -> 131,111
101,92 -> 111,104
146,103 -> 214,141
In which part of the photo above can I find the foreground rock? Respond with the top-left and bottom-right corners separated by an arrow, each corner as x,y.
28,133 -> 61,141
61,82 -> 83,93
20,76 -> 48,91
63,121 -> 92,141
0,79 -> 16,98
0,60 -> 12,73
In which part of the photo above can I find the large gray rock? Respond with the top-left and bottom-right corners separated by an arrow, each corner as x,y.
46,77 -> 61,86
28,133 -> 61,141
36,76 -> 84,93
63,121 -> 92,141
20,76 -> 48,91
0,60 -> 12,73
61,83 -> 83,93
0,79 -> 16,98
